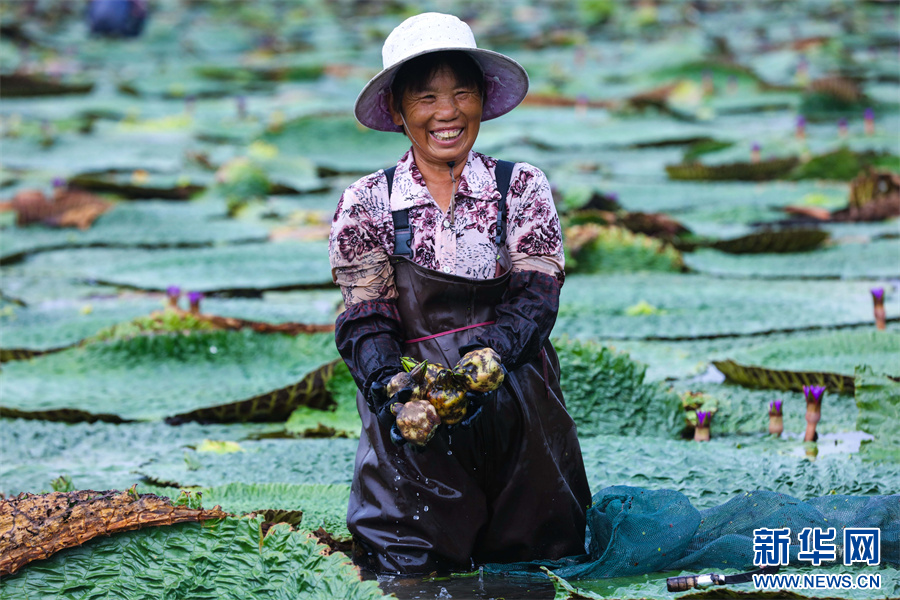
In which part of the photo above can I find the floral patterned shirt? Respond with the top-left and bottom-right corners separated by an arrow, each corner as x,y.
329,149 -> 564,306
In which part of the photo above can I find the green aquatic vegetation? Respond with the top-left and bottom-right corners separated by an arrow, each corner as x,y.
789,147 -> 900,181
90,308 -> 215,342
855,366 -> 900,462
286,360 -> 361,438
684,239 -> 900,279
556,274 -> 898,340
564,224 -> 684,274
142,482 -> 353,541
0,330 -> 339,422
0,515 -> 385,600
555,337 -> 683,438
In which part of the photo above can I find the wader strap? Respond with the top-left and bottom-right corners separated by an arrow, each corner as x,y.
494,160 -> 515,248
387,161 -> 516,258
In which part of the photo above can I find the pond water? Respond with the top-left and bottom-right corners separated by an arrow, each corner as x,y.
366,570 -> 555,600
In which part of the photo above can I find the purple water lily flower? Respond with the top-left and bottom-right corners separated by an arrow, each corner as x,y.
871,287 -> 884,302
864,107 -> 875,121
188,291 -> 204,304
696,410 -> 711,427
52,176 -> 66,188
167,285 -> 181,298
769,400 -> 783,416
802,385 -> 825,404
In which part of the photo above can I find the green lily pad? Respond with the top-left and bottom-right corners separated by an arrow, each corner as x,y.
19,240 -> 333,293
144,482 -> 352,540
0,516 -> 385,600
556,274 -> 898,339
0,201 -> 269,262
0,330 -> 339,422
0,297 -> 163,356
0,418 -> 281,496
684,239 -> 900,279
855,366 -> 900,462
137,438 -> 358,488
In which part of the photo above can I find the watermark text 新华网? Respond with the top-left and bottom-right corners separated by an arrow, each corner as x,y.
752,527 -> 881,591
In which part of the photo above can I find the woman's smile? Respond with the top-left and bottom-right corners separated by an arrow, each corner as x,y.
389,66 -> 483,171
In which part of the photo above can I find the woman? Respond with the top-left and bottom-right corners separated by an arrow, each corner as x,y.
329,12 -> 591,575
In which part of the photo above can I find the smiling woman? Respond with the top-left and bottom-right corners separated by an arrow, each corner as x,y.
328,12 -> 591,575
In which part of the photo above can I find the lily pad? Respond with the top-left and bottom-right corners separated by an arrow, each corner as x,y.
0,330 -> 340,422
556,274 -> 898,339
19,240 -> 333,293
0,516 -> 385,600
684,239 -> 900,279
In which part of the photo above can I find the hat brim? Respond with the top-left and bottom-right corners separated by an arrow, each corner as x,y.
354,48 -> 529,133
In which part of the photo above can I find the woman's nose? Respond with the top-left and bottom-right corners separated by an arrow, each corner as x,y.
434,94 -> 459,118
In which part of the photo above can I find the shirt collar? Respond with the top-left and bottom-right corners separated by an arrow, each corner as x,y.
390,149 -> 500,212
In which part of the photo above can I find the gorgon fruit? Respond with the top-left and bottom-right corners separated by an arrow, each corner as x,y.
426,368 -> 470,425
393,400 -> 441,446
386,360 -> 427,398
453,348 -> 504,393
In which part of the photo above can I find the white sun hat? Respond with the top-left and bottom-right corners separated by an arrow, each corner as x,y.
354,12 -> 529,133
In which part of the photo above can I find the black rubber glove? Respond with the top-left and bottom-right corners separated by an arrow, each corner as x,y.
458,270 -> 561,372
334,299 -> 406,421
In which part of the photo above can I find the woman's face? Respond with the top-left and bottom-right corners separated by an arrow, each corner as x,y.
389,66 -> 483,171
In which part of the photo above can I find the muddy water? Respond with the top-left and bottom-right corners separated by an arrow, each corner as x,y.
364,570 -> 555,599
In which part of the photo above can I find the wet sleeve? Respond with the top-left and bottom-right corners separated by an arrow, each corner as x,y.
329,176 -> 402,403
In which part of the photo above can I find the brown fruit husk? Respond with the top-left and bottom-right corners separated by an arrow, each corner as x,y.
386,371 -> 413,398
394,400 -> 441,446
0,489 -> 227,576
426,369 -> 470,425
454,348 -> 505,393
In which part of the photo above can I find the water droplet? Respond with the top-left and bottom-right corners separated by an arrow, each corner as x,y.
209,346 -> 217,354
413,515 -> 420,520
447,450 -> 453,455
423,506 -> 429,512
394,475 -> 401,481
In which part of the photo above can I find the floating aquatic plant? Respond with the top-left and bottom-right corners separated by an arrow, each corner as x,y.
694,410 -> 712,442
796,115 -> 806,139
768,399 -> 783,437
166,285 -> 181,308
864,107 -> 875,135
871,287 -> 886,330
188,291 -> 204,314
802,385 -> 825,442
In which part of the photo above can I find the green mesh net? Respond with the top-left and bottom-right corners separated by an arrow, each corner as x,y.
486,486 -> 898,579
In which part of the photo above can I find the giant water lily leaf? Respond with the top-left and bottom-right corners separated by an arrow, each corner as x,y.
0,123 -> 192,175
0,489 -> 228,576
581,434 -> 900,511
855,366 -> 900,462
0,515 -> 385,600
704,228 -> 829,254
67,170 -> 209,199
262,115 -> 410,174
0,297 -> 162,357
556,338 -> 683,438
285,360 -> 361,438
684,239 -> 900,279
0,331 -> 339,422
713,360 -> 855,394
0,419 -> 281,497
137,439 -> 358,488
144,482 -> 352,540
557,177 -> 847,215
556,274 -> 897,339
0,201 -> 269,262
20,240 -> 333,293
721,329 -> 900,381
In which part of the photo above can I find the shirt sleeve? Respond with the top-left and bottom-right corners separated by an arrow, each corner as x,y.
329,174 -> 397,306
504,164 -> 566,283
